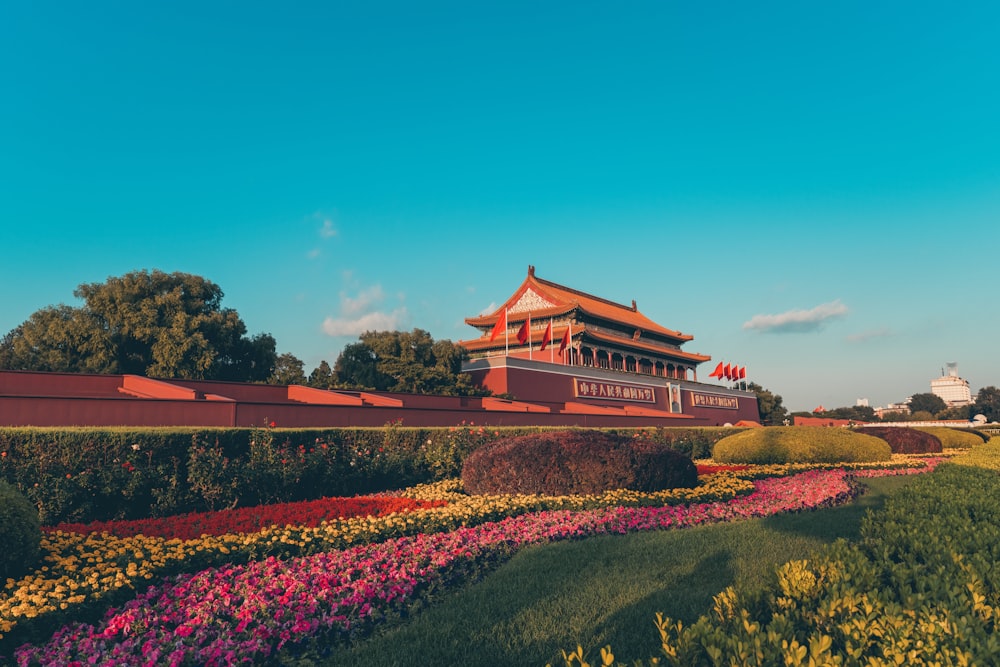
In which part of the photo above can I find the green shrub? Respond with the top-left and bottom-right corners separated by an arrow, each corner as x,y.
914,427 -> 984,449
861,426 -> 942,454
461,429 -> 697,495
0,480 -> 42,582
712,426 -> 892,464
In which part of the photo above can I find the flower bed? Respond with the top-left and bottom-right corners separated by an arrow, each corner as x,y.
7,460 -> 943,665
45,496 -> 447,540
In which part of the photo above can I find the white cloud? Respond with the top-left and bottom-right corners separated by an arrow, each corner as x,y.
478,301 -> 498,316
319,218 -> 337,239
306,248 -> 322,259
341,285 -> 386,316
742,300 -> 848,333
321,282 -> 407,337
846,327 -> 893,343
322,309 -> 407,336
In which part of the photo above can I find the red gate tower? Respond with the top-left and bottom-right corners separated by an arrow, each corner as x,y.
460,266 -> 758,424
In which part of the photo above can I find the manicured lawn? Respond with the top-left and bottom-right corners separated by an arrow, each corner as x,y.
306,475 -> 916,667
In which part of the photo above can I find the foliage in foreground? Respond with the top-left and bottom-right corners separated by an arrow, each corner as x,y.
712,426 -> 892,464
10,466 -> 931,665
554,447 -> 1000,666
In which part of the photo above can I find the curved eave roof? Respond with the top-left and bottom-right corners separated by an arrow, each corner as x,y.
464,271 -> 693,343
460,324 -> 710,364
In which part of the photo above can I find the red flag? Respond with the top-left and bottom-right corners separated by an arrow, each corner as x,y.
558,326 -> 571,357
723,363 -> 732,380
489,309 -> 507,343
708,362 -> 724,378
539,320 -> 552,351
739,366 -> 746,379
516,313 -> 531,345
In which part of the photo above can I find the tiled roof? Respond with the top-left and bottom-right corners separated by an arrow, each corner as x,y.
460,322 -> 709,363
464,268 -> 692,342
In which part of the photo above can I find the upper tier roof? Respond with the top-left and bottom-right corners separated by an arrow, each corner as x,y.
464,266 -> 693,343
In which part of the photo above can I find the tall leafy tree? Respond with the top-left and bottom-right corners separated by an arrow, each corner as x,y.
746,382 -> 788,425
0,270 -> 277,381
333,328 -> 488,396
974,386 -> 1000,423
307,360 -> 335,389
907,392 -> 947,417
268,352 -> 307,385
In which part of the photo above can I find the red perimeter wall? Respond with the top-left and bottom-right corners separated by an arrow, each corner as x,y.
0,366 -> 758,428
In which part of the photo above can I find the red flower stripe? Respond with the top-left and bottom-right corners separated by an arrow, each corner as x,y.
45,496 -> 447,540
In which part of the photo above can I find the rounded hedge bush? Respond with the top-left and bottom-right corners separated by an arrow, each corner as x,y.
861,426 -> 942,454
0,480 -> 42,582
460,429 -> 697,495
914,427 -> 985,449
712,426 -> 892,464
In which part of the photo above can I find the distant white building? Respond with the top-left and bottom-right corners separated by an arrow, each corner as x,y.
875,401 -> 911,419
931,363 -> 973,407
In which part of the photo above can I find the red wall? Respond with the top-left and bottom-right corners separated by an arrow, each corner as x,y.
0,369 -> 758,429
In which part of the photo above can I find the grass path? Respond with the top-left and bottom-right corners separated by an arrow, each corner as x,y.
299,475 -> 917,667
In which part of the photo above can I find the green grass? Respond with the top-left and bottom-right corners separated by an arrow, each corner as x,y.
289,475 -> 917,667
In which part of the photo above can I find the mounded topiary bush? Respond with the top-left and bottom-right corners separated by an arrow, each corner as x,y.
914,427 -> 985,449
861,426 -> 942,454
712,426 -> 892,464
460,429 -> 697,495
0,480 -> 42,582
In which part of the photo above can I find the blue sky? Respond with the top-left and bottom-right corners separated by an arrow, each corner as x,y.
2,1 -> 998,413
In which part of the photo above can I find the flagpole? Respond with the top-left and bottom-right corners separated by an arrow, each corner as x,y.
549,318 -> 554,363
528,313 -> 532,360
504,308 -> 509,356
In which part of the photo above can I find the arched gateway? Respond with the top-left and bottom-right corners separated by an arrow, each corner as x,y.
459,266 -> 757,423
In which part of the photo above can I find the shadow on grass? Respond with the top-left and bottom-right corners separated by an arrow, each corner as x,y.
758,474 -> 918,543
302,475 -> 922,667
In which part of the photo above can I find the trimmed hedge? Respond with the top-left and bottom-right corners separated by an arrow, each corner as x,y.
461,430 -> 698,495
712,426 -> 892,464
0,425 -> 727,525
0,480 -> 41,582
914,426 -> 984,449
860,426 -> 942,454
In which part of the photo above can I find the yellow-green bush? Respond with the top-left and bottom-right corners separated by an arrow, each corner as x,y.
914,427 -> 983,449
712,426 -> 892,464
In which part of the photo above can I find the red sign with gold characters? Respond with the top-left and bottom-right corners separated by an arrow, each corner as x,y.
573,378 -> 656,403
690,392 -> 739,410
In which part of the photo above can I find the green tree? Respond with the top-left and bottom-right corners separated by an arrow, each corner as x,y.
938,404 -> 972,420
974,386 -> 1000,423
817,405 -> 877,422
0,270 -> 277,381
746,382 -> 788,426
333,342 -> 383,390
268,352 -> 307,385
307,360 -> 335,389
908,392 -> 947,417
333,329 -> 488,396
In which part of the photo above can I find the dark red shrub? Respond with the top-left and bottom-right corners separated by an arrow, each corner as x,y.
862,427 -> 942,454
460,429 -> 697,496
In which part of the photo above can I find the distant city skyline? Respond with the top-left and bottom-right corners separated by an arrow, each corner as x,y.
3,2 -> 999,413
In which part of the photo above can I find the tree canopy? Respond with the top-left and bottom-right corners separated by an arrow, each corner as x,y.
0,270 -> 277,381
974,386 -> 1000,423
907,392 -> 948,417
746,382 -> 788,425
332,328 -> 488,396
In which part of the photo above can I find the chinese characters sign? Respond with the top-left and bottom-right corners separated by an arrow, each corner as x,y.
574,378 -> 656,403
690,392 -> 739,410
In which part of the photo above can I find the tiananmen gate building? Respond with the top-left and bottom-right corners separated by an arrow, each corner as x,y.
0,266 -> 758,428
